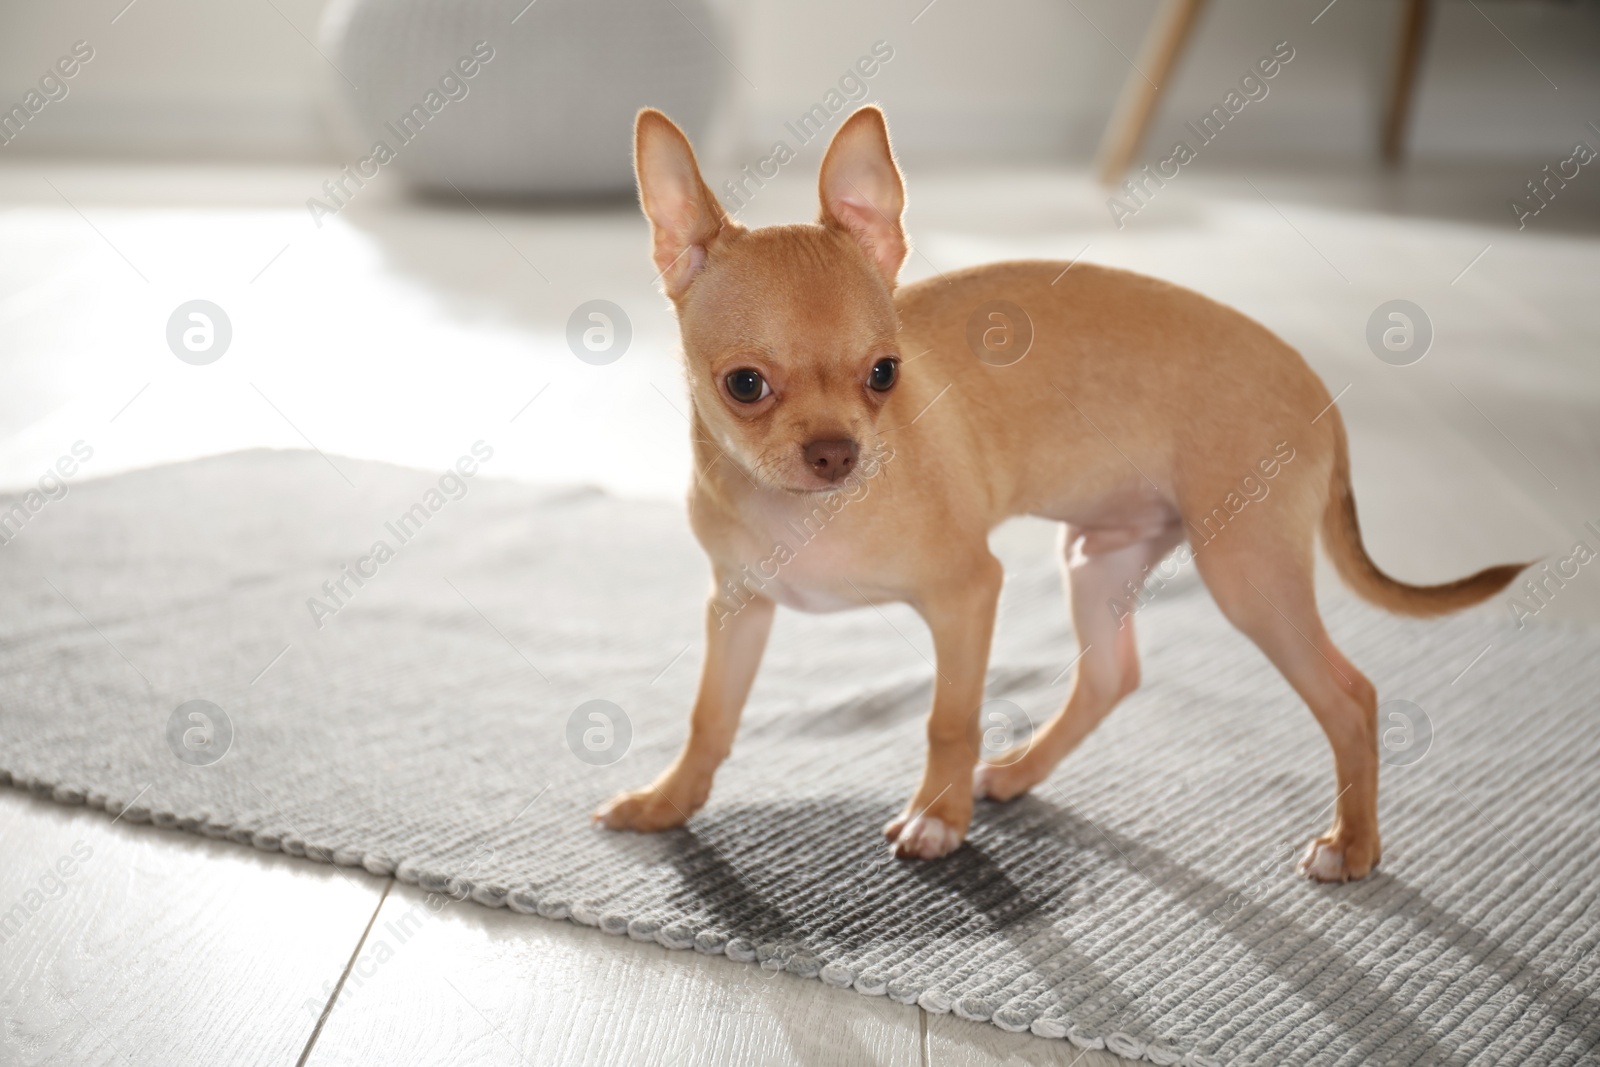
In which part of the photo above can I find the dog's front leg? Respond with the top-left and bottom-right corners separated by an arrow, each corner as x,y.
594,589 -> 775,832
885,558 -> 1004,859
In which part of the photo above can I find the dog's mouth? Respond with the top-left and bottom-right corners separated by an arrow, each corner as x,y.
781,468 -> 848,495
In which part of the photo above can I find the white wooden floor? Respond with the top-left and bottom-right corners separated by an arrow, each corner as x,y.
1,158 -> 1597,1065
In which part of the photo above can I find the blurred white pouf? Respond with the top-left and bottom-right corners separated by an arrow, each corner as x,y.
321,0 -> 725,196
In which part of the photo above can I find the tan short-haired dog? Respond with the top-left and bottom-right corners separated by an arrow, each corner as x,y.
595,106 -> 1524,882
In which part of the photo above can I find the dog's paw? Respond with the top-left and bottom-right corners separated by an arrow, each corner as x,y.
972,754 -> 1042,802
1297,832 -> 1380,883
884,783 -> 973,860
885,812 -> 965,860
592,786 -> 691,833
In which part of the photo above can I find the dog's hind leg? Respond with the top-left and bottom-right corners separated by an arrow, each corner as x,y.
1192,533 -> 1381,882
976,522 -> 1183,802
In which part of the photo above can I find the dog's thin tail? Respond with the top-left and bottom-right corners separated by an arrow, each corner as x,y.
1320,408 -> 1528,617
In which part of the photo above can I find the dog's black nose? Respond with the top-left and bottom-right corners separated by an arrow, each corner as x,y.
803,438 -> 858,482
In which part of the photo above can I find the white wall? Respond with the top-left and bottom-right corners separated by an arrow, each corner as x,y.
1,0 -> 1596,165
0,0 -> 333,160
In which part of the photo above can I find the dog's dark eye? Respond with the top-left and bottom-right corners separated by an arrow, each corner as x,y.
725,368 -> 769,404
868,357 -> 898,392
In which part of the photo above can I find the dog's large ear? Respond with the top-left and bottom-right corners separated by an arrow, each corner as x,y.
634,109 -> 730,299
818,107 -> 906,286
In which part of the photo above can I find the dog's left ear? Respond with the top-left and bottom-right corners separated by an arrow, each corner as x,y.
818,107 -> 907,287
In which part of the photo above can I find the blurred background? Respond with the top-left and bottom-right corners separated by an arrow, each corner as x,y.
4,0 -> 1598,162
1,0 -> 1598,609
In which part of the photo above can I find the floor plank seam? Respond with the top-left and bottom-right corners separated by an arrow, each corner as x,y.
295,877 -> 394,1067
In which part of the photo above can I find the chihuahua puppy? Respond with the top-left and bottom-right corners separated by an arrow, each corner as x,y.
594,106 -> 1524,882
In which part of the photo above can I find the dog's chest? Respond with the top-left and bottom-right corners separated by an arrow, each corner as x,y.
710,498 -> 872,613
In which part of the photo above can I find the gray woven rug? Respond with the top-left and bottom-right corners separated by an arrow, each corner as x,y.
2,450 -> 1597,1066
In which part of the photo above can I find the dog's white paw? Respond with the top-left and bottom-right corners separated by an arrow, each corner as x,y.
972,760 -> 1035,802
890,814 -> 963,860
1298,838 -> 1348,882
1297,831 -> 1380,882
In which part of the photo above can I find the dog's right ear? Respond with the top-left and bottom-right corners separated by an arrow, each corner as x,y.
634,109 -> 731,300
